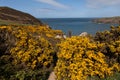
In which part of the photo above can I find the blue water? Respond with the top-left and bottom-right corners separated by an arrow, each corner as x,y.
40,18 -> 118,35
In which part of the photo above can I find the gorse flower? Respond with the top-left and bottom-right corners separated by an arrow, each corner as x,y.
55,36 -> 120,80
7,25 -> 61,69
0,25 -> 120,80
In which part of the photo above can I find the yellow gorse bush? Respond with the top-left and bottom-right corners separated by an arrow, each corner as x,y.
0,25 -> 120,79
0,25 -> 63,70
11,35 -> 53,69
55,36 -> 120,80
10,26 -> 55,69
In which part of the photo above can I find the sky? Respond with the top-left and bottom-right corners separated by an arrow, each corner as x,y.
0,0 -> 120,18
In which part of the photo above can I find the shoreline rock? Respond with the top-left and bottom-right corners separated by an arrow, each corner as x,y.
79,32 -> 88,36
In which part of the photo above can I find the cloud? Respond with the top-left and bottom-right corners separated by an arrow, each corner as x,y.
34,8 -> 56,18
35,0 -> 69,9
87,0 -> 120,8
36,8 -> 56,12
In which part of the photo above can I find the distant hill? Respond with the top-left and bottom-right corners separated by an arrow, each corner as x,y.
93,17 -> 120,24
0,7 -> 43,25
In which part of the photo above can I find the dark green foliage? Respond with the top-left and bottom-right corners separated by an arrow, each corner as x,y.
88,72 -> 120,80
0,27 -> 15,55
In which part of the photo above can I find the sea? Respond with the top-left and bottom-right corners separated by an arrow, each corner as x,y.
40,18 -> 118,36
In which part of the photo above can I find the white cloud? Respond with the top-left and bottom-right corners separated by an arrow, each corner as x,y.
87,0 -> 120,8
35,0 -> 69,9
36,8 -> 56,12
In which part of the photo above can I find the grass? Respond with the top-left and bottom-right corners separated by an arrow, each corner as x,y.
0,19 -> 18,25
87,72 -> 120,80
0,19 -> 35,26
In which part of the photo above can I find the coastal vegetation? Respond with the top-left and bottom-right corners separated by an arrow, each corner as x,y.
55,33 -> 120,80
0,24 -> 120,80
0,25 -> 63,80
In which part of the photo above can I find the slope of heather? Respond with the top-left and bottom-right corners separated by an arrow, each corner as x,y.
0,6 -> 42,25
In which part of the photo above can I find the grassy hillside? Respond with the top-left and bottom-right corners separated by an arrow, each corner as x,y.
0,6 -> 43,25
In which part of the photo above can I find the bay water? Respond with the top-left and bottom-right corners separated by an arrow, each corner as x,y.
40,18 -> 118,36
